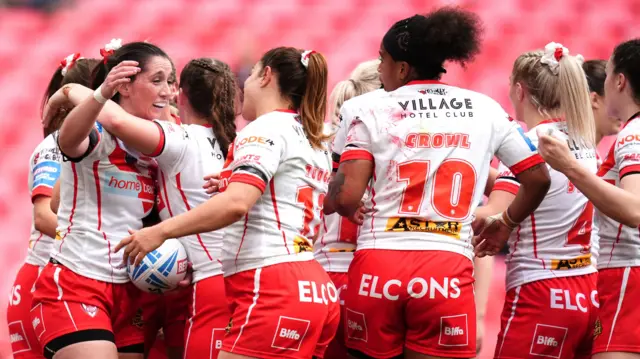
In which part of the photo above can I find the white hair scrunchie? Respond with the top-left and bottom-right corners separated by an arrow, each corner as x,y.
540,42 -> 584,75
301,50 -> 316,68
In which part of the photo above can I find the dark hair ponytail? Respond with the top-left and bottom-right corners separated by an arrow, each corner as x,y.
383,7 -> 483,79
582,60 -> 606,96
180,58 -> 238,158
260,47 -> 329,149
41,58 -> 100,137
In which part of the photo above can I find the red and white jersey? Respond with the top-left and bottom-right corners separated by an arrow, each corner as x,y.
26,134 -> 62,267
218,110 -> 331,276
596,115 -> 640,269
341,80 -> 544,260
493,120 -> 598,290
52,124 -> 156,283
153,120 -> 224,282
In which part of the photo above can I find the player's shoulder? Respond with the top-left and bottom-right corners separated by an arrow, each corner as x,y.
341,89 -> 386,111
614,119 -> 640,151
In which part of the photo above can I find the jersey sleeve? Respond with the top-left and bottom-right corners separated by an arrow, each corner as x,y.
492,161 -> 520,195
341,116 -> 374,163
615,129 -> 640,180
494,115 -> 545,175
63,122 -> 116,163
227,122 -> 284,193
30,147 -> 61,201
148,120 -> 190,174
331,104 -> 357,169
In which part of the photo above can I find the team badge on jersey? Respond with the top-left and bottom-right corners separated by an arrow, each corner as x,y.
81,304 -> 98,318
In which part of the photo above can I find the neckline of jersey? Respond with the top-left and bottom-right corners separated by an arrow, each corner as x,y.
274,109 -> 298,114
405,80 -> 447,86
623,111 -> 640,129
539,118 -> 564,125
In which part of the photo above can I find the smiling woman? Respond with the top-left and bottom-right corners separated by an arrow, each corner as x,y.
29,41 -> 174,359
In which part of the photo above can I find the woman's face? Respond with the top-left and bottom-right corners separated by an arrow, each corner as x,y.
592,92 -> 622,140
604,56 -> 623,121
378,44 -> 404,92
241,62 -> 262,122
124,56 -> 173,120
508,77 -> 524,122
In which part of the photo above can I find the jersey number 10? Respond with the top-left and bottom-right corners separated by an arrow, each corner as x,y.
397,159 -> 476,220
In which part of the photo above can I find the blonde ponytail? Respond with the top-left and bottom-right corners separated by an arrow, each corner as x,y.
512,44 -> 595,149
558,56 -> 596,148
329,59 -> 381,131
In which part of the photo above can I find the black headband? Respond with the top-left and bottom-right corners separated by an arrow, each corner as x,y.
382,15 -> 446,75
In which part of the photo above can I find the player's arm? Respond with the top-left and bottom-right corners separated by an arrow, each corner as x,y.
494,120 -> 550,224
50,180 -> 60,214
479,164 -> 518,217
325,158 -> 373,217
538,131 -> 640,227
484,167 -> 498,197
116,122 -> 284,265
58,84 -> 162,156
33,196 -> 57,238
561,164 -> 640,227
324,112 -> 374,217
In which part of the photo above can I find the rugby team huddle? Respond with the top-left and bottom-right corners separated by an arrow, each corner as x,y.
6,5 -> 640,359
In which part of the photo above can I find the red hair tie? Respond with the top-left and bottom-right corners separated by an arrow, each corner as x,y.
60,53 -> 82,76
553,47 -> 563,61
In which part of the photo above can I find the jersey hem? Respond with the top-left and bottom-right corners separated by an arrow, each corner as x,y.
355,244 -> 474,262
25,254 -> 48,267
597,260 -> 640,270
51,255 -> 130,283
505,266 -> 597,292
222,252 -> 315,277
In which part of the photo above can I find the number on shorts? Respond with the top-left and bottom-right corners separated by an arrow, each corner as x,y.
396,159 -> 476,220
567,202 -> 594,247
296,186 -> 324,236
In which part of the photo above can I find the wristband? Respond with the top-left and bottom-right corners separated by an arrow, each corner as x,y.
93,86 -> 109,104
501,209 -> 519,230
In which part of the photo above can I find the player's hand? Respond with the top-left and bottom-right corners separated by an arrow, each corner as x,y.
42,86 -> 74,128
114,226 -> 166,267
348,201 -> 372,226
536,127 -> 577,174
101,60 -> 140,99
472,213 -> 512,257
202,173 -> 221,195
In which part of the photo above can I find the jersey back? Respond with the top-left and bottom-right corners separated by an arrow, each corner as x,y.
341,81 -> 544,260
493,120 -> 598,290
219,110 -> 331,276
153,121 -> 225,282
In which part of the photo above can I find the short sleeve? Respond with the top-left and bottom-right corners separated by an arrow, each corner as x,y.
63,122 -> 116,163
331,105 -> 355,170
492,161 -> 520,195
30,149 -> 61,201
615,130 -> 640,180
149,120 -> 190,174
341,117 -> 374,163
494,115 -> 545,175
227,122 -> 284,193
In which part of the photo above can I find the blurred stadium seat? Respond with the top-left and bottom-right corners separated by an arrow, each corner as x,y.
0,0 -> 631,357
